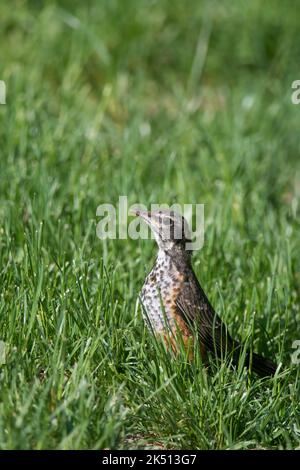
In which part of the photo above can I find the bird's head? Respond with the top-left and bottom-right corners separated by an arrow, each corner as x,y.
131,209 -> 192,257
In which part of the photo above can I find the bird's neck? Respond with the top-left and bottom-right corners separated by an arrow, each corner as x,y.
156,246 -> 192,269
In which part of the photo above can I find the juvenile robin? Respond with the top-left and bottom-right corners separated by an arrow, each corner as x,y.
132,209 -> 277,377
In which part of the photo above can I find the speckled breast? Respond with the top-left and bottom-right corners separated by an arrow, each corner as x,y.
140,251 -> 185,334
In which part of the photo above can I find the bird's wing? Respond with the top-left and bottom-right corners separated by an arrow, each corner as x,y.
175,276 -> 234,357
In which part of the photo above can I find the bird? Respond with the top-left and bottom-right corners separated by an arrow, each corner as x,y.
132,208 -> 277,377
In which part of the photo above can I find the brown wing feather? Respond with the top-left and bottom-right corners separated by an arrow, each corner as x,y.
175,270 -> 236,358
171,264 -> 277,376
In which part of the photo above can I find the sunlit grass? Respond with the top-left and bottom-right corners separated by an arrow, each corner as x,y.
0,0 -> 299,449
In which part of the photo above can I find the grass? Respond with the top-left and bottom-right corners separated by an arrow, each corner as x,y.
0,0 -> 300,450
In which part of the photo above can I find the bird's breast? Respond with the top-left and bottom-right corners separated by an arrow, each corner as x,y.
140,252 -> 193,352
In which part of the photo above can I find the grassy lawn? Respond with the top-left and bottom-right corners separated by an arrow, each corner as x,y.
0,0 -> 300,450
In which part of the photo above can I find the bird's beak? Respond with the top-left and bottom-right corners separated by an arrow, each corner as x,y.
129,208 -> 140,216
129,209 -> 158,230
129,208 -> 150,220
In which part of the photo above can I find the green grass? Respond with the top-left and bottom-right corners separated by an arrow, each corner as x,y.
0,0 -> 300,450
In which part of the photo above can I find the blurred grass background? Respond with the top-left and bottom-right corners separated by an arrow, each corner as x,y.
0,0 -> 300,449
